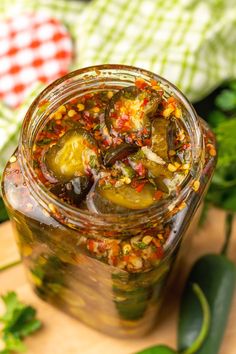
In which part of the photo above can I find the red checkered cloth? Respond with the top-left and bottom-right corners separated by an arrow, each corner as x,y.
0,13 -> 73,108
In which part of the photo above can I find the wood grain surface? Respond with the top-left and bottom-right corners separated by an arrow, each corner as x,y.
0,208 -> 235,354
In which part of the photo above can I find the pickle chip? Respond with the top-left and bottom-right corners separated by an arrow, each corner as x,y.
142,160 -> 172,179
87,181 -> 158,213
45,128 -> 99,182
151,118 -> 169,160
105,86 -> 160,143
100,183 -> 156,209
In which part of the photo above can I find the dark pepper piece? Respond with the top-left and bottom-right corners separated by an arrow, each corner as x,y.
103,143 -> 139,167
50,176 -> 92,205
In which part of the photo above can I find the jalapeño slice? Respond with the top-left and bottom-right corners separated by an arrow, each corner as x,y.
105,86 -> 161,143
45,128 -> 99,182
50,176 -> 92,206
103,143 -> 138,167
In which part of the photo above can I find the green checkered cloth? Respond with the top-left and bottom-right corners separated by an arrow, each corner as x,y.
0,0 -> 236,177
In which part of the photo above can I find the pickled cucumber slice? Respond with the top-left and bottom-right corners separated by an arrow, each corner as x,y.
151,118 -> 169,160
105,86 -> 160,142
101,183 -> 157,211
154,177 -> 169,193
86,182 -> 128,214
103,143 -> 138,167
129,150 -> 171,179
45,129 -> 99,182
142,160 -> 172,179
50,176 -> 92,205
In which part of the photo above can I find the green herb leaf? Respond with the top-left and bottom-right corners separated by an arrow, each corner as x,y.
214,119 -> 236,167
36,138 -> 52,146
0,292 -> 42,353
135,242 -> 148,249
215,89 -> 236,111
205,80 -> 236,214
207,110 -> 226,128
229,81 -> 236,92
89,155 -> 98,169
3,334 -> 26,353
221,192 -> 236,212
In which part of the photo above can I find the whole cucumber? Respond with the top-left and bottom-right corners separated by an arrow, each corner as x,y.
178,254 -> 236,354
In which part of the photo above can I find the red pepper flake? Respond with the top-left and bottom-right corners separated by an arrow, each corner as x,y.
110,178 -> 117,185
154,190 -> 164,200
167,96 -> 176,104
105,231 -> 115,237
155,247 -> 164,259
141,98 -> 149,107
123,255 -> 130,262
142,127 -> 148,135
88,239 -> 95,252
135,162 -> 146,177
102,140 -> 111,147
151,79 -> 158,86
98,178 -> 106,186
69,98 -> 78,104
38,99 -> 49,107
143,138 -> 151,146
135,78 -> 149,90
111,256 -> 118,266
98,241 -> 107,252
135,181 -> 146,193
111,242 -> 120,256
116,115 -> 132,132
182,143 -> 191,150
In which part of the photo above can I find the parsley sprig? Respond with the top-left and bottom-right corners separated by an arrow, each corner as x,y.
0,292 -> 41,354
205,80 -> 236,212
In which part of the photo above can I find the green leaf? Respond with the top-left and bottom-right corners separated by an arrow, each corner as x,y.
0,292 -> 42,353
4,334 -> 26,353
135,345 -> 176,354
207,110 -> 226,128
0,292 -> 22,323
0,349 -> 11,354
214,119 -> 236,167
17,319 -> 42,337
229,81 -> 236,92
221,192 -> 236,212
215,89 -> 236,111
5,306 -> 40,338
0,198 -> 9,223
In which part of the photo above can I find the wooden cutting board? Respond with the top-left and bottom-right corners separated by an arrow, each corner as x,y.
0,208 -> 236,354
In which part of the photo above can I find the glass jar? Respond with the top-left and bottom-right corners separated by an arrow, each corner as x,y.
1,65 -> 216,338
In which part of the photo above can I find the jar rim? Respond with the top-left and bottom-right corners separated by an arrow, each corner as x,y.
19,64 -> 203,228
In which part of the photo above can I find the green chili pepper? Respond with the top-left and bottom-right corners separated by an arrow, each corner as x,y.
178,213 -> 236,354
136,345 -> 176,354
136,282 -> 210,354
